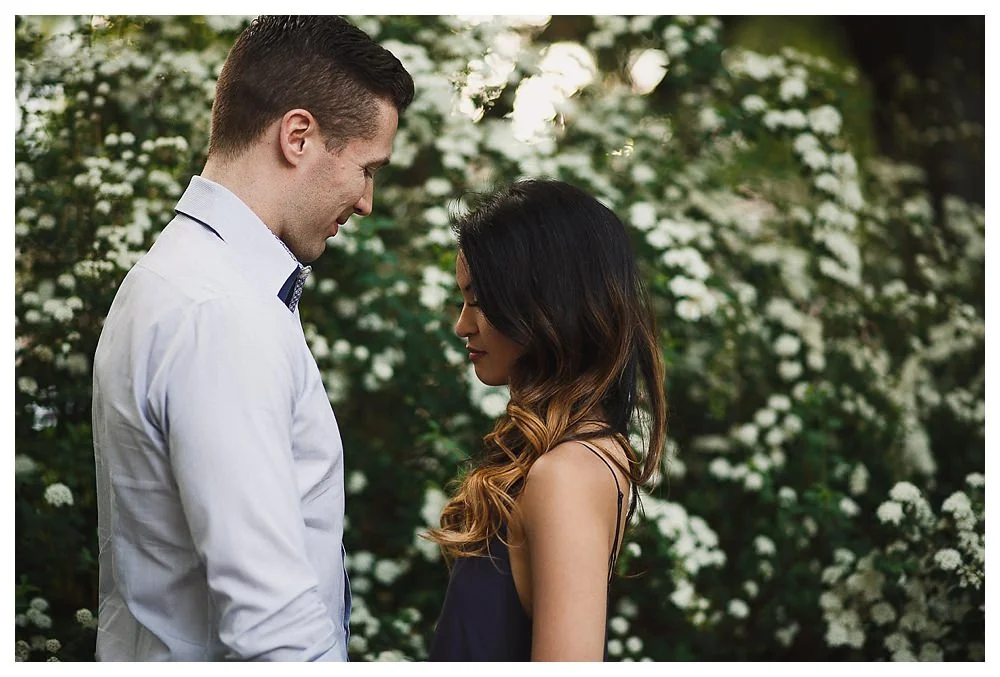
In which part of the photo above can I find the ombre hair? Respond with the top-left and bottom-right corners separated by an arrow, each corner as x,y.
426,179 -> 668,561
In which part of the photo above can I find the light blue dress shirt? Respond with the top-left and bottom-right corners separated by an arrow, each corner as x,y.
92,176 -> 350,661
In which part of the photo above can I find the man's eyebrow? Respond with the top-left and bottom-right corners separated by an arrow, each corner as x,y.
368,156 -> 391,170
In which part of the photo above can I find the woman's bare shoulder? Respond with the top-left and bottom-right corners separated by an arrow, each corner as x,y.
523,438 -> 627,505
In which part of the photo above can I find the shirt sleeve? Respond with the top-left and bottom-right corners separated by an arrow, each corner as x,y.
148,295 -> 342,661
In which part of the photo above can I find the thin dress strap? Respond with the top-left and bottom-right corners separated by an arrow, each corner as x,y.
578,441 -> 630,584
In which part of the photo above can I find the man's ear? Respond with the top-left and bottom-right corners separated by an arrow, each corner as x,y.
277,108 -> 318,167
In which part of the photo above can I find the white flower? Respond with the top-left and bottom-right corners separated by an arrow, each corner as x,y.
26,607 -> 51,629
693,24 -> 715,44
419,282 -> 448,310
841,182 -> 865,211
849,464 -> 869,496
806,351 -> 826,371
631,164 -> 656,184
839,497 -> 860,517
15,454 -> 37,475
29,597 -> 49,611
885,632 -> 910,653
808,105 -> 843,136
754,408 -> 778,428
783,109 -> 808,128
965,472 -> 985,488
814,172 -> 840,194
351,551 -> 375,574
754,535 -> 776,557
708,457 -> 732,479
778,360 -> 803,381
670,579 -> 696,609
17,375 -> 39,395
45,639 -> 61,653
919,643 -> 943,662
675,299 -> 703,322
830,152 -> 858,177
802,148 -> 829,171
422,206 -> 450,227
373,650 -> 407,662
770,449 -> 787,470
762,110 -> 784,130
764,428 -> 785,447
775,622 -> 800,647
347,471 -> 367,494
374,559 -> 406,585
737,51 -> 779,80
889,481 -> 921,504
609,616 -> 629,635
744,473 -> 764,491
778,487 -> 797,504
424,178 -> 452,197
478,392 -> 509,418
768,394 -> 791,412
662,247 -> 712,280
876,500 -> 904,525
371,356 -> 394,382
607,638 -> 624,657
793,132 -> 821,154
774,334 -> 801,357
870,602 -> 897,626
625,636 -> 644,653
933,548 -> 962,571
665,38 -> 690,58
758,560 -> 774,580
698,107 -> 724,133
727,598 -> 750,619
734,423 -> 759,446
741,95 -> 767,113
44,482 -> 73,507
782,414 -> 803,435
779,76 -> 807,101
825,621 -> 850,647
629,202 -> 657,231
941,491 -> 972,515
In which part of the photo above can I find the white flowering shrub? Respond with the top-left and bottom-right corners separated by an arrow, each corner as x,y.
15,15 -> 983,661
820,475 -> 984,660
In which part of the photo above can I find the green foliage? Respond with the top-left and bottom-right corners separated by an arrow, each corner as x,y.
15,14 -> 983,662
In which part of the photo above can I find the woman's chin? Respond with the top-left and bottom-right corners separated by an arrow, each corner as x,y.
473,367 -> 507,388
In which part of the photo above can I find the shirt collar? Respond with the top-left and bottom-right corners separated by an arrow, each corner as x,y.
174,175 -> 300,301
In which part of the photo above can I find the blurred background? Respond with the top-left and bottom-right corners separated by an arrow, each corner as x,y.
14,15 -> 984,661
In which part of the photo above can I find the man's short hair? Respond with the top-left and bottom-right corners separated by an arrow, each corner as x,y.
209,15 -> 414,159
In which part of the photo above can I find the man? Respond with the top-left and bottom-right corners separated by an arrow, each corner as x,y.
91,16 -> 413,661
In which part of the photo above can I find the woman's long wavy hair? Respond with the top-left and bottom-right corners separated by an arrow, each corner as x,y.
425,178 -> 668,561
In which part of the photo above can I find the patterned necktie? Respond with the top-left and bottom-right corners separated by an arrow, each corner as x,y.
272,235 -> 311,313
286,264 -> 311,313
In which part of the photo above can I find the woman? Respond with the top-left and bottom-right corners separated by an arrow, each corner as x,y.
426,179 -> 668,661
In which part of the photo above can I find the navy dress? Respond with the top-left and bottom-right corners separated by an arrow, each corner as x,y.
429,444 -> 636,661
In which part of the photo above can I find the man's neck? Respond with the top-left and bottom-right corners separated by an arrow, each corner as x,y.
201,155 -> 284,240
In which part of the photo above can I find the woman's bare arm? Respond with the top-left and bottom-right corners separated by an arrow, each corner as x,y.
520,442 -> 621,661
